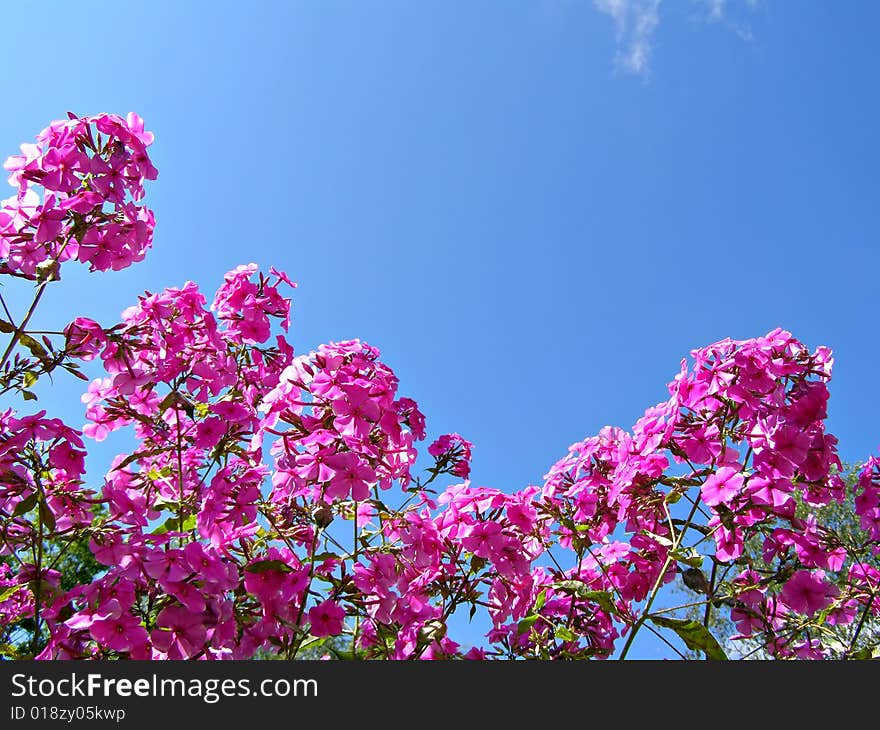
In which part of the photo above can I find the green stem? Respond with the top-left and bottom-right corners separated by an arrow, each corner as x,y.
0,282 -> 49,372
31,473 -> 45,657
352,498 -> 360,657
619,496 -> 702,660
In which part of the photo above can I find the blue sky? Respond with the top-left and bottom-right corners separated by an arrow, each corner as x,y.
2,1 -> 878,657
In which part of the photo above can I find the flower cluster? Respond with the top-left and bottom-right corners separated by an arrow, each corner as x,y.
428,433 -> 473,479
1,113 -> 156,277
1,114 -> 878,661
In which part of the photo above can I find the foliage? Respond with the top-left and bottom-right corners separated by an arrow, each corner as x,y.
676,465 -> 880,659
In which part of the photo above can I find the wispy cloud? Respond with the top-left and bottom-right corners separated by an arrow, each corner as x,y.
593,0 -> 765,76
701,0 -> 726,22
593,0 -> 661,75
692,0 -> 762,44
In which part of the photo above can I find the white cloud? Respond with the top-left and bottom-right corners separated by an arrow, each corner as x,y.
593,0 -> 661,75
593,0 -> 765,76
693,0 -> 762,43
702,0 -> 726,22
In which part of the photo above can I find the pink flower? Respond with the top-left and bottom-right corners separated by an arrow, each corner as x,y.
89,611 -> 149,655
461,521 -> 506,560
162,582 -> 207,614
396,397 -> 426,440
711,521 -> 744,562
194,417 -> 227,449
428,433 -> 473,479
701,466 -> 744,507
183,543 -> 237,588
293,446 -> 337,484
64,317 -> 107,361
325,452 -> 375,501
151,606 -> 207,659
771,427 -> 811,468
332,385 -> 380,439
65,599 -> 123,632
0,112 -> 156,278
48,441 -> 86,477
144,549 -> 190,583
309,600 -> 345,637
780,570 -> 838,616
356,501 -> 376,527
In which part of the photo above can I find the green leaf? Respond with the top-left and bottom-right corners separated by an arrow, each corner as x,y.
154,514 -> 197,534
642,531 -> 673,548
534,589 -> 547,612
297,635 -> 325,653
327,647 -> 358,660
0,643 -> 19,658
555,626 -> 578,643
151,498 -> 182,512
517,614 -> 540,635
194,402 -> 211,418
114,447 -> 167,471
21,390 -> 37,401
715,505 -> 735,531
12,492 -> 38,517
19,334 -> 52,365
157,391 -> 194,418
22,371 -> 38,389
671,547 -> 705,569
35,259 -> 61,283
849,645 -> 880,660
553,581 -> 617,615
648,615 -> 727,660
245,559 -> 293,574
417,620 -> 447,646
39,499 -> 56,532
311,552 -> 341,562
63,364 -> 90,381
158,391 -> 178,413
0,320 -> 14,334
0,584 -> 24,602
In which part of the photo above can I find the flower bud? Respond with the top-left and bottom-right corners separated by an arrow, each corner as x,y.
312,504 -> 334,529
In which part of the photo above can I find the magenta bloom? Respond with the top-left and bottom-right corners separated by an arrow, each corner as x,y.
65,599 -> 124,632
63,317 -> 107,361
143,549 -> 190,583
325,452 -> 375,501
780,570 -> 838,616
89,612 -> 149,654
184,542 -> 237,588
293,447 -> 337,484
194,417 -> 227,449
151,606 -> 207,659
332,385 -> 381,439
701,466 -> 744,507
428,432 -> 473,479
461,521 -> 506,559
770,427 -> 811,468
309,600 -> 346,637
48,441 -> 86,478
